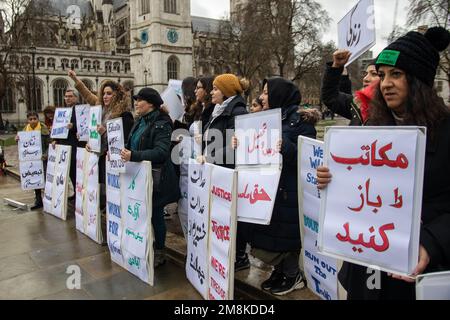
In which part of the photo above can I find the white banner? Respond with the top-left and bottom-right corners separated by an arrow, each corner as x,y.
107,117 -> 125,173
75,105 -> 90,142
51,108 -> 73,139
75,147 -> 86,232
18,131 -> 42,162
121,161 -> 154,285
186,160 -> 212,299
49,145 -> 72,220
298,136 -> 338,300
208,165 -> 237,300
88,106 -> 102,153
19,160 -> 45,191
338,0 -> 376,66
235,109 -> 282,166
236,167 -> 280,225
318,127 -> 426,276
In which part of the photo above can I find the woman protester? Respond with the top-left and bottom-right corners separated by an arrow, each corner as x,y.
321,50 -> 380,126
317,27 -> 450,300
43,105 -> 56,132
250,97 -> 266,113
249,77 -> 319,296
121,87 -> 180,268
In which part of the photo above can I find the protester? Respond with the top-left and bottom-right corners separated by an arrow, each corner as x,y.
16,112 -> 50,210
121,87 -> 180,268
250,97 -> 266,113
42,105 -> 55,132
195,76 -> 215,137
317,27 -> 450,300
249,77 -> 319,296
321,50 -> 380,126
180,76 -> 200,129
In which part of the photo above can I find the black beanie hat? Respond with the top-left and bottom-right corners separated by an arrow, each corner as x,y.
133,87 -> 164,108
376,27 -> 450,87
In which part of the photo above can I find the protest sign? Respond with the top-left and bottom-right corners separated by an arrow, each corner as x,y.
121,161 -> 154,285
161,86 -> 184,122
106,160 -> 124,267
107,117 -> 125,173
208,165 -> 237,300
186,160 -> 212,299
298,136 -> 338,300
88,106 -> 102,153
83,152 -> 102,243
338,0 -> 376,65
19,160 -> 45,191
318,127 -> 426,276
416,271 -> 450,300
75,148 -> 86,232
235,109 -> 282,166
168,79 -> 183,104
47,145 -> 71,220
43,146 -> 57,213
75,105 -> 90,142
18,131 -> 42,162
51,108 -> 73,139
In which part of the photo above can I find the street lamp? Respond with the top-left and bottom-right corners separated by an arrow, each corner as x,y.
144,69 -> 148,87
29,46 -> 37,111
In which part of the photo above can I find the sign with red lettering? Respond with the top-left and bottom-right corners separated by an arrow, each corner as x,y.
208,165 -> 237,300
235,109 -> 282,166
318,127 -> 426,276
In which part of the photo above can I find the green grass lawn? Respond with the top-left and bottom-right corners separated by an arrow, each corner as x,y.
0,136 -> 16,147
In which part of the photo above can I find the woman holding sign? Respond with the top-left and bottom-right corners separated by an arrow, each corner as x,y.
121,87 -> 180,268
318,27 -> 450,300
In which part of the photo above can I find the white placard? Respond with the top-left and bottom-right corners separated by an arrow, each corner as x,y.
43,146 -> 57,213
338,0 -> 376,66
75,147 -> 86,232
298,136 -> 338,300
208,165 -> 236,300
318,127 -> 426,276
51,145 -> 72,220
19,160 -> 45,191
75,105 -> 90,142
107,118 -> 125,173
235,109 -> 282,166
84,152 -> 101,243
236,167 -> 280,225
51,108 -> 73,139
88,106 -> 102,153
161,86 -> 184,122
186,160 -> 212,299
18,131 -> 42,162
168,79 -> 184,106
416,271 -> 450,300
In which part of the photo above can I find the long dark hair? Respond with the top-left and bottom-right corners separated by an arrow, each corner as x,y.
194,76 -> 215,121
369,74 -> 450,140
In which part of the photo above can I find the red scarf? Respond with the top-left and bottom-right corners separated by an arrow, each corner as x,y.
354,81 -> 378,123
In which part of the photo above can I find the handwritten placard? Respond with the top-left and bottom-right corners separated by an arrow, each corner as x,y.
19,160 -> 45,191
75,148 -> 86,232
51,108 -> 73,139
84,152 -> 101,243
43,146 -> 57,213
236,167 -> 280,225
50,145 -> 72,220
338,0 -> 376,66
18,131 -> 42,162
107,118 -> 125,173
88,106 -> 102,153
161,86 -> 184,122
75,105 -> 90,142
235,109 -> 282,166
208,165 -> 237,300
186,160 -> 212,299
318,127 -> 426,276
298,137 -> 338,300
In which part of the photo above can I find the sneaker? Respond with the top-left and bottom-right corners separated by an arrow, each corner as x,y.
261,270 -> 284,291
154,249 -> 167,268
30,203 -> 43,210
234,254 -> 250,272
270,271 -> 305,296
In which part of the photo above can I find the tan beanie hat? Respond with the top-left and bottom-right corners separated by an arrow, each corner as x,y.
213,74 -> 246,98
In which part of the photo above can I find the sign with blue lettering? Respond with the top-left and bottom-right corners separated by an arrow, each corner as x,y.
298,136 -> 339,300
51,108 -> 73,139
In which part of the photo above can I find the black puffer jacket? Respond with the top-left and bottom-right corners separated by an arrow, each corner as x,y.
203,95 -> 248,169
251,77 -> 318,252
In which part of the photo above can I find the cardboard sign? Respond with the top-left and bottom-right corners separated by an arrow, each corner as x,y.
84,152 -> 101,243
19,160 -> 45,191
75,148 -> 86,232
298,136 -> 339,300
51,108 -> 73,139
318,127 -> 426,276
88,106 -> 102,153
107,118 -> 125,173
338,0 -> 376,65
43,146 -> 57,213
161,86 -> 184,122
75,105 -> 90,142
18,131 -> 42,162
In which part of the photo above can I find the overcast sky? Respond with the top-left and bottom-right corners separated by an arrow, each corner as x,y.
191,0 -> 410,55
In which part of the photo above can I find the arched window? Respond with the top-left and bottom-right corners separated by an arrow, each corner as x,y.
105,61 -> 112,73
83,60 -> 91,70
164,0 -> 177,14
61,58 -> 70,70
80,79 -> 94,104
124,62 -> 130,73
93,60 -> 101,71
71,59 -> 79,69
47,58 -> 56,70
167,56 -> 179,81
0,86 -> 15,113
27,78 -> 44,112
113,62 -> 121,73
36,57 -> 45,69
52,78 -> 69,107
